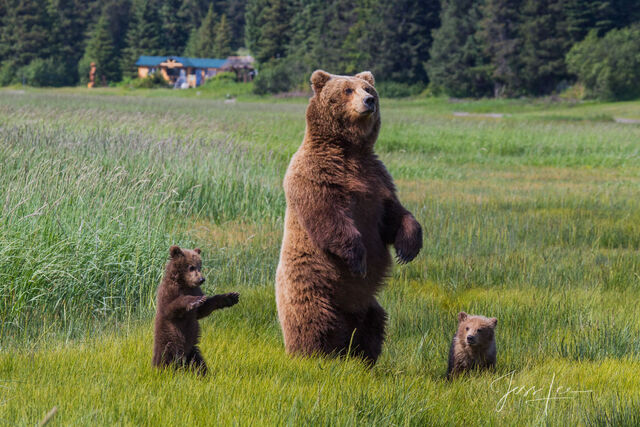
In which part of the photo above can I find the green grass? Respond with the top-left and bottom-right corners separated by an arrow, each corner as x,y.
1,89 -> 640,425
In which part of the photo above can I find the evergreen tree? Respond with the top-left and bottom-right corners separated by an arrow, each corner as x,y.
160,0 -> 190,54
79,6 -> 120,84
477,0 -> 523,96
213,14 -> 233,57
250,0 -> 294,63
373,0 -> 441,84
518,0 -> 572,94
244,0 -> 268,56
427,0 -> 492,97
224,0 -> 247,50
184,4 -> 217,57
120,0 -> 164,79
0,0 -> 54,67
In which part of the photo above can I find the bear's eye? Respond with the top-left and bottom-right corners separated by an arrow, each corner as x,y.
478,328 -> 483,333
345,88 -> 353,95
465,327 -> 469,331
189,265 -> 196,272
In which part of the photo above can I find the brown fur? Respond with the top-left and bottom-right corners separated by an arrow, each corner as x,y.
275,70 -> 423,365
152,245 -> 239,375
447,312 -> 497,379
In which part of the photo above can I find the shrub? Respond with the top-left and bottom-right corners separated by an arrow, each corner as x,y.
566,26 -> 640,101
131,73 -> 170,89
0,60 -> 18,86
16,58 -> 72,87
376,81 -> 426,98
253,59 -> 299,95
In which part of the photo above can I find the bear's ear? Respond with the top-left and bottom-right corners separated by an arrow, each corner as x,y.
489,317 -> 498,328
355,71 -> 375,87
311,70 -> 331,94
193,248 -> 201,254
457,311 -> 468,323
169,245 -> 184,258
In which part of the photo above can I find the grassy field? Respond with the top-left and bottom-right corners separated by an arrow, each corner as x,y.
1,88 -> 640,425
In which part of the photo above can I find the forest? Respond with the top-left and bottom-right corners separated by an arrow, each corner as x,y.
1,0 -> 640,99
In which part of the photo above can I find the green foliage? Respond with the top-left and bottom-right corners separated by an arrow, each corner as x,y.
79,6 -> 121,85
376,81 -> 426,98
184,4 -> 218,57
253,58 -> 300,94
518,0 -> 572,95
16,57 -> 69,86
199,71 -> 254,96
566,26 -> 640,100
427,0 -> 492,98
131,72 -> 171,88
184,6 -> 232,58
120,0 -> 164,80
0,60 -> 19,86
213,14 -> 233,57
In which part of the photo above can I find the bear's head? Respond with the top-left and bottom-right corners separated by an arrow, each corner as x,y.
456,312 -> 497,349
306,69 -> 380,147
168,245 -> 205,288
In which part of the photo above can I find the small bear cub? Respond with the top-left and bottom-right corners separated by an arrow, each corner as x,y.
447,311 -> 497,379
152,245 -> 239,375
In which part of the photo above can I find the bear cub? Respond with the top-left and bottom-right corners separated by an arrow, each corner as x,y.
447,311 -> 497,379
152,245 -> 239,375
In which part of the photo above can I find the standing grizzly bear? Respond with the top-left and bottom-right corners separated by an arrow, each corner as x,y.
152,245 -> 239,375
275,70 -> 423,365
447,311 -> 498,379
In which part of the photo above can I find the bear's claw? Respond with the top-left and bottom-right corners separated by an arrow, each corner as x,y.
187,295 -> 207,311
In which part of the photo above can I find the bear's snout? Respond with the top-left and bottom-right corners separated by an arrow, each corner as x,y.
364,95 -> 375,110
466,334 -> 477,345
198,277 -> 206,285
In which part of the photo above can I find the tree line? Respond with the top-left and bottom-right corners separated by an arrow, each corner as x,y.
1,0 -> 639,99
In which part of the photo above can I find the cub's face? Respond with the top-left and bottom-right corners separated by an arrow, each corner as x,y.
308,70 -> 380,133
457,312 -> 497,348
169,245 -> 205,288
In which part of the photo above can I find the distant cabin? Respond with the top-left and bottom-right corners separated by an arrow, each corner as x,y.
135,55 -> 255,88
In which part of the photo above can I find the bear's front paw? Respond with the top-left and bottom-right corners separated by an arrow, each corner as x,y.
345,239 -> 367,278
394,215 -> 422,264
187,295 -> 207,311
222,292 -> 240,307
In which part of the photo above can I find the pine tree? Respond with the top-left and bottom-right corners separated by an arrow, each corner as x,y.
160,0 -> 189,54
427,0 -> 492,97
519,0 -> 572,95
120,0 -> 164,79
184,4 -> 217,57
79,6 -> 120,84
251,0 -> 294,63
213,14 -> 233,57
477,0 -> 523,96
0,0 -> 55,67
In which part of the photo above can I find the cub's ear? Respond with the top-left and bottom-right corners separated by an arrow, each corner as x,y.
193,248 -> 201,254
489,317 -> 498,328
355,71 -> 375,86
457,311 -> 468,323
311,70 -> 331,94
169,245 -> 184,258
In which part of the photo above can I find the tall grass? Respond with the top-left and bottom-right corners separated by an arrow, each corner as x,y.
1,89 -> 640,424
0,116 -> 283,339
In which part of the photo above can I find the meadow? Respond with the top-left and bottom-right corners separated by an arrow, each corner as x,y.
1,88 -> 640,425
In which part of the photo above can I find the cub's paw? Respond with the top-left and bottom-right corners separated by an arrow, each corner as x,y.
221,292 -> 240,308
394,215 -> 423,264
345,239 -> 367,278
187,295 -> 207,311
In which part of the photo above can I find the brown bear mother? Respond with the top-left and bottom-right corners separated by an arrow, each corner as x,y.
275,70 -> 422,365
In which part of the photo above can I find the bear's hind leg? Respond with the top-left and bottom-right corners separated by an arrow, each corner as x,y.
186,346 -> 208,375
349,300 -> 387,365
